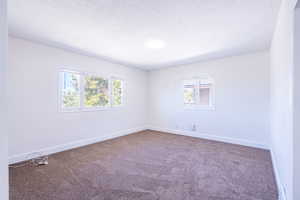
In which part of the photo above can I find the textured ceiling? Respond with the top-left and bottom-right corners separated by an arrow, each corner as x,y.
8,0 -> 281,70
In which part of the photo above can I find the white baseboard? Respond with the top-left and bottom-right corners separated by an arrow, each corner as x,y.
9,126 -> 147,164
149,126 -> 287,199
270,149 -> 287,200
148,126 -> 269,150
10,125 -> 281,199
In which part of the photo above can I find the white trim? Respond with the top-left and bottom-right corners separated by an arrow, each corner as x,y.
148,126 -> 269,150
9,125 -> 281,199
148,127 -> 284,199
270,149 -> 287,200
58,69 -> 127,112
9,126 -> 147,164
183,75 -> 215,110
58,70 -> 82,112
184,105 -> 216,110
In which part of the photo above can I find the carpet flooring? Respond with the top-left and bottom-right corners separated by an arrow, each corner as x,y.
9,130 -> 278,200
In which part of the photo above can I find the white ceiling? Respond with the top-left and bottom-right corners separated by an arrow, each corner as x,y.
8,0 -> 281,70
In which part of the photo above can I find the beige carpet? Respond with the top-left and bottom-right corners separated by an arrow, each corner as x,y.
10,130 -> 278,200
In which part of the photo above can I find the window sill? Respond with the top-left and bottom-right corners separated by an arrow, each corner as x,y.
59,105 -> 124,113
184,105 -> 215,111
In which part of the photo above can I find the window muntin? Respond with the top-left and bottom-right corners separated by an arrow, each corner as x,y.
84,75 -> 110,108
59,70 -> 125,112
183,78 -> 214,109
61,71 -> 81,109
184,80 -> 197,104
112,78 -> 124,106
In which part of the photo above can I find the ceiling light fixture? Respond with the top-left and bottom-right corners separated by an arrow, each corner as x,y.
145,39 -> 166,49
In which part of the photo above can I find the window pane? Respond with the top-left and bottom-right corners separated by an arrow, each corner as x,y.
199,85 -> 211,105
112,79 -> 123,106
61,72 -> 80,108
84,75 -> 109,107
184,84 -> 196,104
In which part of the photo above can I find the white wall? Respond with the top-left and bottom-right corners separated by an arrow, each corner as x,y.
294,5 -> 300,200
7,36 -> 148,163
0,0 -> 8,199
270,0 -> 295,199
148,52 -> 270,148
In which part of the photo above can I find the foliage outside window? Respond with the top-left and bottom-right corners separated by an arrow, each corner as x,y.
61,72 -> 81,109
60,70 -> 124,111
184,81 -> 197,104
112,79 -> 123,106
84,75 -> 110,107
183,77 -> 214,109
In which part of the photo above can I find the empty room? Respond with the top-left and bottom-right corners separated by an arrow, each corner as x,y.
1,0 -> 300,200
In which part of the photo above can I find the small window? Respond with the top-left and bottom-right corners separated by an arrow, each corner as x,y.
183,77 -> 214,109
60,71 -> 81,110
84,75 -> 110,108
112,78 -> 124,106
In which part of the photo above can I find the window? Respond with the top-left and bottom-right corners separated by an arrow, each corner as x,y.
184,80 -> 197,104
60,71 -> 81,110
183,77 -> 214,109
84,75 -> 110,108
111,78 -> 124,106
59,70 -> 125,112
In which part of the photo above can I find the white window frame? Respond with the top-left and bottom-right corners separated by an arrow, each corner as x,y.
58,69 -> 82,112
111,77 -> 125,108
58,69 -> 126,112
183,76 -> 215,110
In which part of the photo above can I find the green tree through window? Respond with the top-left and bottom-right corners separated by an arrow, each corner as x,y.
184,85 -> 196,104
112,79 -> 123,106
60,71 -> 126,111
62,72 -> 80,108
84,75 -> 109,107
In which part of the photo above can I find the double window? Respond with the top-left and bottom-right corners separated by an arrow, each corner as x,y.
183,77 -> 215,109
60,70 -> 124,111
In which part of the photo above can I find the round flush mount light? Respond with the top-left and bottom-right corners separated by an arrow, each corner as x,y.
144,39 -> 166,49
